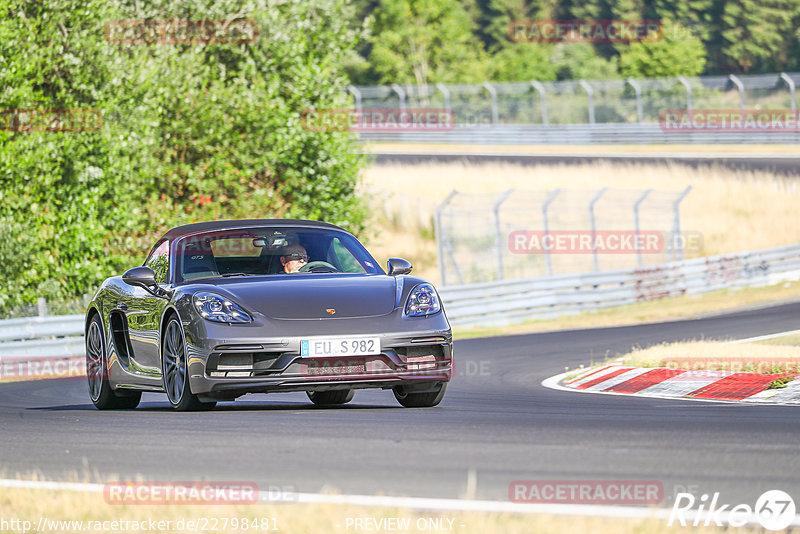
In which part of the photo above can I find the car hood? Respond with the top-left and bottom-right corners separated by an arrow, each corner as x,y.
193,274 -> 398,320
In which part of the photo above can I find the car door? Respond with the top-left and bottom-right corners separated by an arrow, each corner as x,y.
124,240 -> 171,377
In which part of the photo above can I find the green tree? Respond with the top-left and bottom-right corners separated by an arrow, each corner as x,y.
619,21 -> 706,77
368,0 -> 489,84
490,44 -> 557,81
0,0 -> 367,313
551,43 -> 619,80
475,0 -> 551,50
710,0 -> 800,73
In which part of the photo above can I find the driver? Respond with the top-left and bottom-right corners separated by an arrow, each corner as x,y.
280,244 -> 308,273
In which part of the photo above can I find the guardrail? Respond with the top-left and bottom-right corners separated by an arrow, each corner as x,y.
0,315 -> 84,359
1,243 -> 799,359
357,124 -> 800,145
439,243 -> 800,327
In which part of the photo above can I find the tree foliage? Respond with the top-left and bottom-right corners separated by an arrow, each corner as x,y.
619,21 -> 706,77
367,0 -> 489,85
360,0 -> 800,84
0,0 -> 366,312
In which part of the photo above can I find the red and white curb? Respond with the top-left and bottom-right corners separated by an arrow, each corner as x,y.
543,359 -> 800,405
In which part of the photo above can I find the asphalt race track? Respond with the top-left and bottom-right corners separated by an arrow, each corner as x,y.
2,301 -> 800,508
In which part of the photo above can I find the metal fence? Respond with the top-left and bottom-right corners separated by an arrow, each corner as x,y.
435,187 -> 692,286
439,243 -> 800,327
348,72 -> 800,144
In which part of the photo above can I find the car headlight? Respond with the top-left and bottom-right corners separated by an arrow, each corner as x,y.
404,283 -> 441,317
193,292 -> 252,323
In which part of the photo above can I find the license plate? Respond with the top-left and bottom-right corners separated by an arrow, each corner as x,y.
301,337 -> 380,358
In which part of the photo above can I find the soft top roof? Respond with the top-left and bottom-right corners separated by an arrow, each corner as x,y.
159,219 -> 345,242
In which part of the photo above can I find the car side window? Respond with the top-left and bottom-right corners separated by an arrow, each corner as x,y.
145,240 -> 170,284
331,238 -> 366,273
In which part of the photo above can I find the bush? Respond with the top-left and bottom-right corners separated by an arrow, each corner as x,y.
0,0 -> 366,314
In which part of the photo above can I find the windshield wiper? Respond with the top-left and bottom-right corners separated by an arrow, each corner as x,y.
221,272 -> 252,277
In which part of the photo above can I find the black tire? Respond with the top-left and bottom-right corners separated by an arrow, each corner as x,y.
393,383 -> 447,408
162,315 -> 216,412
307,389 -> 355,405
86,314 -> 141,410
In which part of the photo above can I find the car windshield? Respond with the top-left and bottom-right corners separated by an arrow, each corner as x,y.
175,226 -> 383,282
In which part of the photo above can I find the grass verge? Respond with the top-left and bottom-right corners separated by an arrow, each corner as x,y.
0,485 -> 734,534
622,340 -> 800,375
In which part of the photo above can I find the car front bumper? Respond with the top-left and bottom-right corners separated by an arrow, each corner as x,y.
181,310 -> 453,400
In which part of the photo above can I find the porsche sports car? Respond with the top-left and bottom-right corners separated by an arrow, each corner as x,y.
85,219 -> 452,411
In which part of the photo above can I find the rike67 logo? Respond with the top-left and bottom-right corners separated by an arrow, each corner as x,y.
669,489 -> 796,530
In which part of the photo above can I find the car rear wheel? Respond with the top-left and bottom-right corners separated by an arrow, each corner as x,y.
162,317 -> 216,412
307,389 -> 355,405
393,383 -> 446,408
86,315 -> 141,410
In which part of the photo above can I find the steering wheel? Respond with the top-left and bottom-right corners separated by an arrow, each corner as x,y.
298,260 -> 339,273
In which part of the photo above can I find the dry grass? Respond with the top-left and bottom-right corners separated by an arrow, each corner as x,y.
756,334 -> 800,346
361,160 -> 800,284
622,340 -> 800,374
0,485 -> 736,534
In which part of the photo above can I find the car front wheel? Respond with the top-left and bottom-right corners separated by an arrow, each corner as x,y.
307,389 -> 355,405
393,383 -> 447,408
162,316 -> 216,412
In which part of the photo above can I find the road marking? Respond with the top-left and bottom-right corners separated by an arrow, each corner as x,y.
728,329 -> 800,344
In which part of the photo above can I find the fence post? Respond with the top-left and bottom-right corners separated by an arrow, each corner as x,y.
589,187 -> 608,271
391,83 -> 406,111
436,82 -> 452,114
678,76 -> 693,113
37,297 -> 48,317
780,73 -> 796,116
542,189 -> 562,276
531,81 -> 548,125
493,189 -> 515,280
626,78 -> 644,123
347,85 -> 362,115
728,74 -> 745,115
578,80 -> 595,124
671,186 -> 693,261
435,190 -> 458,286
483,82 -> 499,126
633,189 -> 652,268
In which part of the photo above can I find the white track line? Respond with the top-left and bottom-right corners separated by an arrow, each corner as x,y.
728,329 -> 800,344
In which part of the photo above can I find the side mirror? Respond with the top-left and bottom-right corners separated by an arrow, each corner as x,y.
387,257 -> 412,276
123,266 -> 158,289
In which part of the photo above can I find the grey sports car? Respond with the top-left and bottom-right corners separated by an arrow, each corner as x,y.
85,219 -> 452,411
